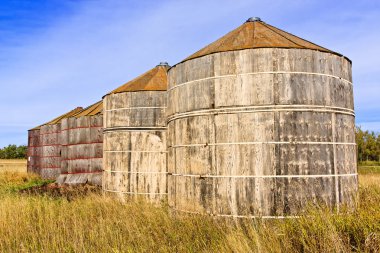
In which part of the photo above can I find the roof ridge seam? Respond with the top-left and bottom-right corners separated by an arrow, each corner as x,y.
252,22 -> 256,47
262,22 -> 334,52
87,102 -> 101,116
260,22 -> 306,49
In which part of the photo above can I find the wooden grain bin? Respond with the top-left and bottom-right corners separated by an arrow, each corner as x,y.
27,126 -> 41,174
39,107 -> 83,179
57,101 -> 103,185
103,63 -> 169,202
167,18 -> 357,218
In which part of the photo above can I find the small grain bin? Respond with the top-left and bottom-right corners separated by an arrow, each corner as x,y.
57,101 -> 103,185
103,63 -> 169,201
167,18 -> 357,217
27,126 -> 42,174
39,107 -> 83,179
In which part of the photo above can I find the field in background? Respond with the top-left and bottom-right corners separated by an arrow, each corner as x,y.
358,164 -> 380,186
0,159 -> 27,173
0,165 -> 378,252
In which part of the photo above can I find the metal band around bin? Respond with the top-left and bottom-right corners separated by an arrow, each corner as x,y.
167,71 -> 353,92
169,173 -> 357,179
103,170 -> 167,174
172,208 -> 300,219
103,189 -> 167,195
105,106 -> 166,112
104,150 -> 167,153
103,126 -> 167,132
169,141 -> 356,148
167,105 -> 354,123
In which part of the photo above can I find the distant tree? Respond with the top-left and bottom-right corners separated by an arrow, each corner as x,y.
0,144 -> 27,159
355,126 -> 380,163
16,145 -> 27,159
356,127 -> 365,162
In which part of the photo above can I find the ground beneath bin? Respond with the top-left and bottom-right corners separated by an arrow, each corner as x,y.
19,183 -> 102,200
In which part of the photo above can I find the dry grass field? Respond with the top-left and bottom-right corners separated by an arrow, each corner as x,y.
0,159 -> 27,173
0,166 -> 378,252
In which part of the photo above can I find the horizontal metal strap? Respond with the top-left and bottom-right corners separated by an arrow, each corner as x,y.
103,189 -> 168,195
105,106 -> 166,112
34,155 -> 60,158
39,144 -> 61,147
61,171 -> 102,175
169,173 -> 357,179
61,125 -> 102,131
169,141 -> 356,148
168,71 -> 353,92
62,141 -> 102,147
39,131 -> 60,136
103,126 -> 167,132
167,105 -> 354,123
173,208 -> 299,219
103,170 -> 167,174
62,157 -> 102,161
104,150 -> 167,153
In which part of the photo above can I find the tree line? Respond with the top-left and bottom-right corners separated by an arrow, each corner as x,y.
356,127 -> 380,163
0,145 -> 27,159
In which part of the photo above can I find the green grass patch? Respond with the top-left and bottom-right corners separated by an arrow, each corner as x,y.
358,166 -> 380,175
0,171 -> 54,194
358,160 -> 380,167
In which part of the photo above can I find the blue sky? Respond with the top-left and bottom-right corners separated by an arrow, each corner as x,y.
0,0 -> 379,147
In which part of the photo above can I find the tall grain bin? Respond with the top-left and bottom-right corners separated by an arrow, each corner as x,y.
39,107 -> 83,179
167,18 -> 356,217
27,126 -> 42,174
58,101 -> 103,185
103,63 -> 169,201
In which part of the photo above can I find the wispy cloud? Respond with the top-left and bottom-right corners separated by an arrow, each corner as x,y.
0,0 -> 379,146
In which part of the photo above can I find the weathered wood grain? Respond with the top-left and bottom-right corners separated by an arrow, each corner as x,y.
167,48 -> 356,217
103,91 -> 167,202
57,115 -> 103,185
27,129 -> 41,174
39,124 -> 61,179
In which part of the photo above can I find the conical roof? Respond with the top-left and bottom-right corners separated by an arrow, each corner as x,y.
183,17 -> 347,63
74,100 -> 103,118
108,63 -> 170,95
29,107 -> 83,130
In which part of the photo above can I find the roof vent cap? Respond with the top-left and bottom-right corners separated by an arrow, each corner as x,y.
157,62 -> 169,66
246,17 -> 261,22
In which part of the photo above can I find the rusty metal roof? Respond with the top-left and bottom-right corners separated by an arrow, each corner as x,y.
74,100 -> 103,118
29,107 -> 83,130
182,18 -> 348,63
108,64 -> 169,95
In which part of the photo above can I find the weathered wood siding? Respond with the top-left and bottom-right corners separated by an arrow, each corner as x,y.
58,116 -> 103,185
59,118 -> 70,178
27,129 -> 41,174
40,124 -> 62,179
103,91 -> 167,201
167,48 -> 357,217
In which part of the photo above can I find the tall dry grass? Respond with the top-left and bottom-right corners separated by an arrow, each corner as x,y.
0,171 -> 379,252
0,159 -> 27,173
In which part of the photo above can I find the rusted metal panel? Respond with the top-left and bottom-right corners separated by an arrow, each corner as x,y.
57,101 -> 103,185
107,64 -> 169,94
32,107 -> 83,179
40,123 -> 61,179
27,129 -> 41,174
182,19 -> 349,64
